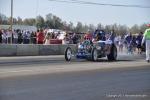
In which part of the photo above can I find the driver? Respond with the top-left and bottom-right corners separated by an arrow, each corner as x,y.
93,30 -> 112,54
94,30 -> 106,41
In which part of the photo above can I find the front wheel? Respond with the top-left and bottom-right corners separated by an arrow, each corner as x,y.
65,47 -> 72,61
107,45 -> 117,61
91,48 -> 98,61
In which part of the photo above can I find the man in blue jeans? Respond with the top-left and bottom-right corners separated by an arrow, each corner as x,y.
125,32 -> 133,54
136,32 -> 143,54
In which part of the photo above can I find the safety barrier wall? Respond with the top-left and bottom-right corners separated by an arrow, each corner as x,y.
0,44 -> 77,56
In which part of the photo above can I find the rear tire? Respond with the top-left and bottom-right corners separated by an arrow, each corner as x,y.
107,44 -> 117,61
65,47 -> 72,61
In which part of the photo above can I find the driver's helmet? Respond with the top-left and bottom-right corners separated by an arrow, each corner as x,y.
94,30 -> 106,41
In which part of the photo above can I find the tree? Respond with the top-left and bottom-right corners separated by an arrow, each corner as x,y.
139,24 -> 147,33
7,17 -> 11,25
45,13 -> 63,29
117,24 -> 128,36
62,21 -> 73,31
17,17 -> 23,25
75,22 -> 83,33
0,13 -> 8,24
130,24 -> 140,34
104,25 -> 112,33
83,24 -> 89,32
23,18 -> 36,26
97,23 -> 104,30
68,22 -> 74,31
45,13 -> 53,28
88,24 -> 95,32
53,15 -> 63,29
13,18 -> 17,24
23,19 -> 30,25
36,15 -> 45,28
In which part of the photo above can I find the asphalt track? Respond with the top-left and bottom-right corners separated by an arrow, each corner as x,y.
0,53 -> 150,100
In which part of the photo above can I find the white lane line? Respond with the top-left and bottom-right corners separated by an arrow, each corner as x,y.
0,69 -> 35,74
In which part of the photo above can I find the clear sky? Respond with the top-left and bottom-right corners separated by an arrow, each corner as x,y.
0,0 -> 150,27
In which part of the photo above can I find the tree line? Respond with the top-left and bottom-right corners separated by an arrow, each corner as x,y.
0,13 -> 148,35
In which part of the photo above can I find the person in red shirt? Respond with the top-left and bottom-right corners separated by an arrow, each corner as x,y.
84,31 -> 92,40
36,29 -> 45,44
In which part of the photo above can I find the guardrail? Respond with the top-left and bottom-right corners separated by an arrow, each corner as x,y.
0,44 -> 77,56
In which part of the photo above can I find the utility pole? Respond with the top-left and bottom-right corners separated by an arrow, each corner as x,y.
10,0 -> 13,44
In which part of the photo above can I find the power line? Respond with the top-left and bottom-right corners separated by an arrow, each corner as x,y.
49,0 -> 150,8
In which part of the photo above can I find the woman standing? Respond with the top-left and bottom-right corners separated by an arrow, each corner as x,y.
36,29 -> 45,44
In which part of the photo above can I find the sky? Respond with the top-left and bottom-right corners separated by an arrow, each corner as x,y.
0,0 -> 150,27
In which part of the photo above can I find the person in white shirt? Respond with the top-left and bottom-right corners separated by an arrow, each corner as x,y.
118,35 -> 124,52
44,32 -> 51,45
2,30 -> 7,44
7,30 -> 12,44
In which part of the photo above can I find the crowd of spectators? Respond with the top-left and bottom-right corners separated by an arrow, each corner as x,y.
0,29 -> 36,44
0,29 -> 81,45
114,32 -> 144,54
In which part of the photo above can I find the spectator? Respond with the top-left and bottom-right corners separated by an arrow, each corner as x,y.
132,35 -> 137,53
72,33 -> 78,44
22,31 -> 27,44
2,30 -> 7,44
0,30 -> 2,43
114,36 -> 119,46
36,29 -> 45,44
56,31 -> 60,39
84,31 -> 92,40
125,32 -> 133,54
7,30 -> 12,44
26,31 -> 31,44
17,30 -> 23,44
109,30 -> 116,43
62,32 -> 69,44
136,32 -> 143,54
44,32 -> 51,45
118,35 -> 124,52
22,31 -> 30,44
142,24 -> 150,63
51,32 -> 55,39
13,30 -> 18,44
30,31 -> 36,44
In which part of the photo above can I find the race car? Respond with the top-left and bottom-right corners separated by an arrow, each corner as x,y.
64,30 -> 117,61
